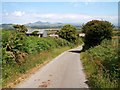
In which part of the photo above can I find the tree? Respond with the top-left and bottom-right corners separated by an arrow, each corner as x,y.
58,24 -> 78,43
82,20 -> 114,48
32,31 -> 39,36
13,24 -> 28,33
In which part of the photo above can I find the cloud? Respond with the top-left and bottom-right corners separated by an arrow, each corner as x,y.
29,13 -> 117,24
2,12 -> 118,25
12,11 -> 25,17
70,0 -> 95,7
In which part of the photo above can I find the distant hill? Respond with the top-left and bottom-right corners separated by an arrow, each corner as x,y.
25,21 -> 81,29
25,21 -> 65,29
1,21 -> 81,30
0,24 -> 15,30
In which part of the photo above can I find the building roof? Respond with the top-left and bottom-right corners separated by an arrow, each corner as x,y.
26,28 -> 46,34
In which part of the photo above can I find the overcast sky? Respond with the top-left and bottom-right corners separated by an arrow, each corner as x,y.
1,1 -> 118,25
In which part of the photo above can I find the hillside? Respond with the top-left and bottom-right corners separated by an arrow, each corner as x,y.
0,24 -> 15,30
1,21 -> 81,30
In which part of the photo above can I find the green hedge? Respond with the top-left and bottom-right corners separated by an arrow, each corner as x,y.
80,38 -> 120,88
2,30 -> 71,54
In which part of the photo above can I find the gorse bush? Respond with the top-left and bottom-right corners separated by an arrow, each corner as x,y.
80,38 -> 120,88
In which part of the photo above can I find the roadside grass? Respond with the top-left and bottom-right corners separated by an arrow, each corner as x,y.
80,38 -> 119,88
3,46 -> 71,88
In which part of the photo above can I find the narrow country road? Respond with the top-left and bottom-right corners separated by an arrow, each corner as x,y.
16,46 -> 89,88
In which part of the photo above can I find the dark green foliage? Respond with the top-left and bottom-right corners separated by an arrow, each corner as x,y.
2,30 -> 27,52
58,24 -> 78,43
31,31 -> 39,35
82,20 -> 114,48
2,30 -> 71,63
13,24 -> 28,33
81,39 -> 119,88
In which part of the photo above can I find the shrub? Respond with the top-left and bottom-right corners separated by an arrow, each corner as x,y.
2,30 -> 72,64
13,24 -> 28,33
58,24 -> 78,43
80,39 -> 119,88
31,31 -> 39,35
82,20 -> 114,48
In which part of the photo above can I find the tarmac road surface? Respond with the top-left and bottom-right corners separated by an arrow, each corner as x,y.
16,46 -> 89,88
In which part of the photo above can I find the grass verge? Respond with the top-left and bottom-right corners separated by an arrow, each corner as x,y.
3,46 -> 71,88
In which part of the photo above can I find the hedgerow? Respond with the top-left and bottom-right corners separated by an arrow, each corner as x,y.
2,30 -> 73,86
80,38 -> 120,88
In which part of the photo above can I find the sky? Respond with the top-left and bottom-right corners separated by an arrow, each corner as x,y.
1,1 -> 118,25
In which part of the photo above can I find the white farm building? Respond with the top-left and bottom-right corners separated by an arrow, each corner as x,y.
26,29 -> 47,37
